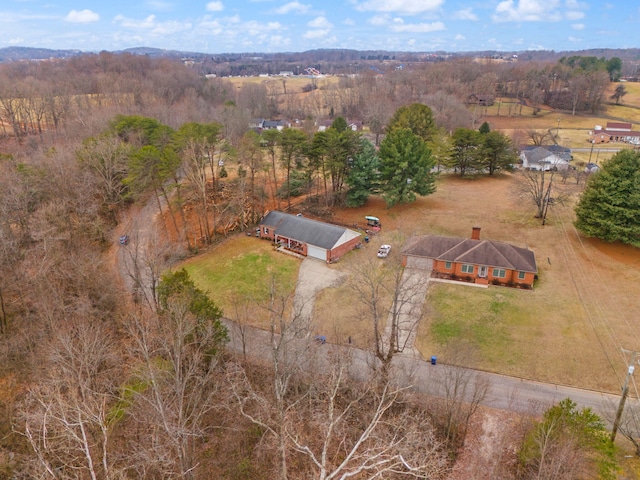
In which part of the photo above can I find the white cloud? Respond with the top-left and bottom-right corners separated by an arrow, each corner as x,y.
65,9 -> 99,23
568,35 -> 582,42
268,35 -> 291,48
565,11 -> 584,20
389,21 -> 445,32
492,0 -> 562,22
152,20 -> 192,35
114,14 -> 157,29
368,14 -> 390,26
355,0 -> 443,15
308,16 -> 332,28
343,18 -> 355,25
146,1 -> 174,11
565,0 -> 588,9
275,1 -> 312,14
452,8 -> 477,21
571,23 -> 584,30
112,13 -> 192,35
304,29 -> 330,38
455,34 -> 465,40
206,1 -> 224,12
243,20 -> 284,35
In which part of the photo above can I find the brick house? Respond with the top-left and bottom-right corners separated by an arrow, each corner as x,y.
401,227 -> 537,289
259,211 -> 362,263
589,122 -> 640,145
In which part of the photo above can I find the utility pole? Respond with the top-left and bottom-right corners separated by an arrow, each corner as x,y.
611,349 -> 638,442
541,174 -> 553,226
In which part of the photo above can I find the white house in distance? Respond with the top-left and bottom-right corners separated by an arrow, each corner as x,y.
519,145 -> 572,171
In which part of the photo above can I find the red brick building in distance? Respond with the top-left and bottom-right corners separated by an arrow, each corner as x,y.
589,122 -> 640,145
401,227 -> 537,289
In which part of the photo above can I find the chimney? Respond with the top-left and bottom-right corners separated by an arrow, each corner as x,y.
471,226 -> 481,240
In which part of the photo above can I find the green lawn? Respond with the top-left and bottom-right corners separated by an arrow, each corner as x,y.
181,236 -> 300,317
420,284 -> 536,370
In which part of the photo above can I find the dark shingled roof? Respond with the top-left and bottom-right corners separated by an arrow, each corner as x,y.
520,144 -> 572,162
402,234 -> 537,273
260,211 -> 360,250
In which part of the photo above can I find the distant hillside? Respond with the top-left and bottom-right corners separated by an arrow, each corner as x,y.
1,45 -> 639,66
0,46 -> 82,62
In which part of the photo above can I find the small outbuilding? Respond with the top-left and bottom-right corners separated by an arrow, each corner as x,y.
259,211 -> 361,263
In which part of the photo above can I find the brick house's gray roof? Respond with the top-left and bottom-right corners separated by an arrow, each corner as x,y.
260,211 -> 360,250
402,235 -> 537,273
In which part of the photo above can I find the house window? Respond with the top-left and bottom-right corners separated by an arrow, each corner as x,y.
445,261 -> 452,269
264,227 -> 269,234
461,264 -> 474,274
518,271 -> 526,280
492,268 -> 506,278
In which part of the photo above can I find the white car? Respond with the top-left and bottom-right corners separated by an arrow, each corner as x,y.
377,244 -> 391,258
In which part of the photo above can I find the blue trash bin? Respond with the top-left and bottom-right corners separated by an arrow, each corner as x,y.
431,356 -> 437,365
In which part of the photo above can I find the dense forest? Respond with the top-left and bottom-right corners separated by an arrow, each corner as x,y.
0,51 -> 626,478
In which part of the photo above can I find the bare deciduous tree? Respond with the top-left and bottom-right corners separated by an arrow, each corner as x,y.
517,169 -> 557,220
603,396 -> 640,456
19,319 -> 124,480
433,344 -> 490,448
227,275 -> 326,480
284,353 -> 450,480
126,303 -> 226,480
525,129 -> 554,146
347,255 -> 426,378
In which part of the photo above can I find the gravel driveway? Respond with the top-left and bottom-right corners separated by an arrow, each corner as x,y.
294,258 -> 348,323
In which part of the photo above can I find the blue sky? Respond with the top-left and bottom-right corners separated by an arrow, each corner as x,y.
0,0 -> 637,54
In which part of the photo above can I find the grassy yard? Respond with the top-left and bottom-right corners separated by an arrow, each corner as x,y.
313,174 -> 640,393
181,235 -> 300,325
177,173 -> 640,393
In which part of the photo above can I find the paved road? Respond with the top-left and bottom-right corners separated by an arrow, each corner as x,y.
221,259 -> 622,426
223,317 -> 621,424
572,147 -> 624,153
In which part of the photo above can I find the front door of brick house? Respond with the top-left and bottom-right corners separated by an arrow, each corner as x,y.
479,265 -> 488,278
